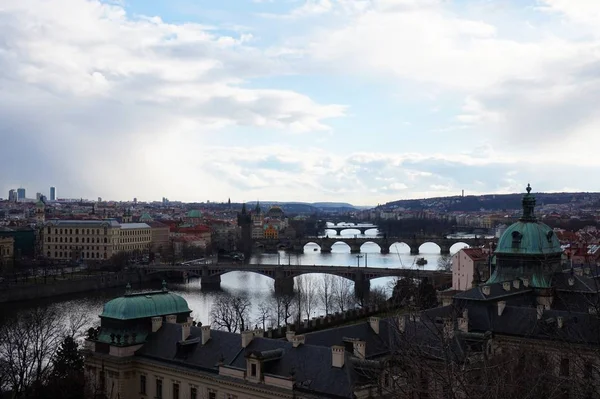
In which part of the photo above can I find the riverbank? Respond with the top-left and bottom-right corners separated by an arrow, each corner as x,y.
0,271 -> 154,303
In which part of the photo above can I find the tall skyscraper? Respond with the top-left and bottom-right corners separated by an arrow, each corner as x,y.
8,189 -> 16,202
17,188 -> 26,200
36,192 -> 42,200
50,186 -> 56,201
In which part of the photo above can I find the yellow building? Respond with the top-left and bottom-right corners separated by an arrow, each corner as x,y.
43,220 -> 151,261
118,223 -> 152,253
264,224 -> 278,240
0,237 -> 14,264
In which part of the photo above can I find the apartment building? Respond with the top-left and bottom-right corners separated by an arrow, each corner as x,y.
118,222 -> 151,253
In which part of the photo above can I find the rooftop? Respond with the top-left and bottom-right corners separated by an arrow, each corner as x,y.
120,222 -> 150,229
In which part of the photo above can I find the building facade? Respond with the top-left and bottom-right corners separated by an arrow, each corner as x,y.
451,247 -> 490,291
50,186 -> 56,201
0,237 -> 14,265
118,223 -> 151,253
43,220 -> 122,261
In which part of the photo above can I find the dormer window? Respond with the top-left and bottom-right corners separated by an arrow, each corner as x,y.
251,363 -> 257,377
511,231 -> 522,248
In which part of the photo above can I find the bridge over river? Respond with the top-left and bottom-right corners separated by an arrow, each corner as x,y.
136,263 -> 451,297
255,235 -> 495,255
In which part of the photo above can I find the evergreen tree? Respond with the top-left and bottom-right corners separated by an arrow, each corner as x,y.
44,336 -> 85,399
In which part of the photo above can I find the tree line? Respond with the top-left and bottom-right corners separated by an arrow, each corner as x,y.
210,275 -> 388,333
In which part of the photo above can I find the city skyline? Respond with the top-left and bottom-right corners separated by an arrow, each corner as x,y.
2,1 -> 600,205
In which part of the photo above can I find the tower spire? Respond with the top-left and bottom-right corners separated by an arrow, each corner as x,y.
520,183 -> 537,222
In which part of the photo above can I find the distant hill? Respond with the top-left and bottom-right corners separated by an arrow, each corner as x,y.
245,201 -> 367,214
382,192 -> 600,212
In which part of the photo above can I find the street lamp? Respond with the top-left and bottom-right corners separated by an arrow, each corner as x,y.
356,254 -> 363,268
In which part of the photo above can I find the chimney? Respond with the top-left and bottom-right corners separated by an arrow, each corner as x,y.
286,330 -> 296,342
557,316 -> 564,328
182,321 -> 192,341
201,325 -> 211,345
241,330 -> 254,348
353,341 -> 366,359
398,315 -> 406,333
512,279 -> 520,289
575,268 -> 583,277
497,301 -> 506,316
369,317 -> 380,335
331,346 -> 345,368
443,318 -> 453,339
502,282 -> 511,292
568,277 -> 575,286
584,267 -> 591,276
537,304 -> 545,320
522,278 -> 529,288
165,314 -> 177,324
481,285 -> 491,296
292,335 -> 305,348
458,309 -> 468,333
151,317 -> 163,333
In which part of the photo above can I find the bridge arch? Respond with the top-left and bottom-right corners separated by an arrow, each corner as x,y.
450,242 -> 470,254
389,242 -> 411,254
419,242 -> 442,254
303,242 -> 321,251
330,241 -> 351,253
360,241 -> 381,253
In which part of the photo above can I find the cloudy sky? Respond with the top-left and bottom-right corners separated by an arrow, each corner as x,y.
1,0 -> 600,205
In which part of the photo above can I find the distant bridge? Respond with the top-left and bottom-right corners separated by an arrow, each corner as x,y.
136,263 -> 451,296
255,235 -> 495,255
323,224 -> 379,235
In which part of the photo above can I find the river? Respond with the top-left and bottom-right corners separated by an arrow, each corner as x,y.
0,225 -> 470,328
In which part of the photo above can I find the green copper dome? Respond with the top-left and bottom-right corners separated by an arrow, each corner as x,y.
100,284 -> 191,320
495,184 -> 562,256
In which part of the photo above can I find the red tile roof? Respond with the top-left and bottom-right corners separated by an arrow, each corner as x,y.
461,248 -> 488,262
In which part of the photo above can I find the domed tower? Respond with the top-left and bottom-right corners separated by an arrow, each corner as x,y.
488,184 -> 563,288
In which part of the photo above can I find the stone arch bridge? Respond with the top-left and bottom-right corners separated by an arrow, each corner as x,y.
137,263 -> 451,297
255,235 -> 494,255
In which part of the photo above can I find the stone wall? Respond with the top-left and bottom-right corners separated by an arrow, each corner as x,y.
0,271 -> 150,303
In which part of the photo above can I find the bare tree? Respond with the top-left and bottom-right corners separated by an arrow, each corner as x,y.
332,276 -> 355,313
437,254 -> 453,272
0,308 -> 76,397
300,275 -> 319,320
269,290 -> 295,327
318,274 -> 335,315
255,300 -> 272,330
210,294 -> 252,333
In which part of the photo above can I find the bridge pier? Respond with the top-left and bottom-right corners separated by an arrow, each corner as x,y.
440,245 -> 451,255
350,243 -> 361,254
353,272 -> 370,300
410,245 -> 420,255
320,242 -> 332,253
200,266 -> 221,290
274,277 -> 294,296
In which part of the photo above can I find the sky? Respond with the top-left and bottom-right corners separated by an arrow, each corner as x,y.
2,0 -> 600,205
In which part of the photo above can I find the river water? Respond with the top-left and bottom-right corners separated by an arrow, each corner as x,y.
0,225 -> 470,328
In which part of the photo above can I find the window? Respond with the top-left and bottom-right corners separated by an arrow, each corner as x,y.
560,358 -> 570,377
208,391 -> 216,399
173,383 -> 179,399
140,375 -> 146,394
156,379 -> 162,399
251,363 -> 257,377
47,227 -> 51,234
190,387 -> 197,399
69,229 -> 72,234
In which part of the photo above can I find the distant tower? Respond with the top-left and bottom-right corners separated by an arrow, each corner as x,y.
50,186 -> 56,201
133,197 -> 137,206
17,187 -> 26,201
35,199 -> 45,224
8,189 -> 16,202
36,192 -> 42,200
237,203 -> 253,257
462,190 -> 464,197
228,198 -> 231,208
